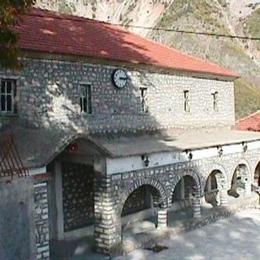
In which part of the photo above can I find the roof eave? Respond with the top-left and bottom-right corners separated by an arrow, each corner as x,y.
20,49 -> 239,81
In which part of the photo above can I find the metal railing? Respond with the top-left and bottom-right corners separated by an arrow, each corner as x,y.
0,134 -> 28,179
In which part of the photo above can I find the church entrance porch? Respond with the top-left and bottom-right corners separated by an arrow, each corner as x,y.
41,131 -> 260,257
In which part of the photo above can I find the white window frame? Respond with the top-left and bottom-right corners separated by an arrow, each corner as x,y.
80,84 -> 92,114
140,87 -> 148,114
0,79 -> 17,114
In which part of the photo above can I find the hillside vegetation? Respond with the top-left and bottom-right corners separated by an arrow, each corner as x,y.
235,79 -> 260,119
35,0 -> 260,119
246,8 -> 260,51
149,0 -> 260,118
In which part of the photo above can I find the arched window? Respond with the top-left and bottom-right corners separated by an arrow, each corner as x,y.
172,176 -> 197,205
122,185 -> 161,217
228,164 -> 250,198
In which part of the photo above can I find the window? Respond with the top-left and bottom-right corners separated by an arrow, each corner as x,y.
0,79 -> 17,114
80,84 -> 92,114
140,87 -> 148,113
183,90 -> 190,112
212,91 -> 219,112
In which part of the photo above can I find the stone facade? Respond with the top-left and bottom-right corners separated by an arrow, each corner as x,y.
34,182 -> 50,260
1,55 -> 260,257
45,141 -> 260,256
92,146 -> 260,254
0,57 -> 234,132
62,162 -> 95,231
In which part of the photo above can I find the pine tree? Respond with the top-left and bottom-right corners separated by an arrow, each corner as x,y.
0,0 -> 36,69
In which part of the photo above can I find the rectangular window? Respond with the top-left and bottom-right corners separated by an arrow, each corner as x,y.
184,90 -> 190,112
140,87 -> 148,113
80,84 -> 92,114
0,79 -> 17,114
212,91 -> 219,112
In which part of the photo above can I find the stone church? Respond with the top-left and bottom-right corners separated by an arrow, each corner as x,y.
1,8 -> 260,259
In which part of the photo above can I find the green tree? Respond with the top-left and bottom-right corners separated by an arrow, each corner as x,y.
0,0 -> 35,69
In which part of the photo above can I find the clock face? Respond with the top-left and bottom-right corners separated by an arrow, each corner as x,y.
112,69 -> 128,89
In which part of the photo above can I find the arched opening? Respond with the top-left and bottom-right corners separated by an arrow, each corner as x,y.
121,184 -> 162,233
228,164 -> 250,198
204,170 -> 222,207
171,175 -> 197,210
254,161 -> 260,187
47,137 -> 106,258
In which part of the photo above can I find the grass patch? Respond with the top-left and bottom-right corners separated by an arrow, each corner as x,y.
158,0 -> 228,33
246,8 -> 260,50
234,78 -> 260,119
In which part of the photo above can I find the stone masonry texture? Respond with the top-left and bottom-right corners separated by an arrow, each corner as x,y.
93,147 -> 260,254
111,149 -> 260,214
1,56 -> 259,257
34,182 -> 50,260
0,57 -> 235,132
62,162 -> 95,231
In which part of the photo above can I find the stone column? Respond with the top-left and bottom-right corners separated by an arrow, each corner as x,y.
34,181 -> 50,260
244,179 -> 251,196
192,191 -> 201,219
216,175 -> 228,207
157,208 -> 167,229
94,160 -> 121,255
219,188 -> 228,207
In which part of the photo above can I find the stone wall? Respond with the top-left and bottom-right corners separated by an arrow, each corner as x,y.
93,147 -> 260,254
111,148 -> 260,211
62,162 -> 95,232
45,143 -> 260,255
0,57 -> 234,132
34,182 -> 50,260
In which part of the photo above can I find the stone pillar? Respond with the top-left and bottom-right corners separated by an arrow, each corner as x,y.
157,208 -> 167,229
219,188 -> 228,207
192,191 -> 201,219
244,179 -> 251,196
216,175 -> 228,207
34,181 -> 50,260
94,160 -> 121,255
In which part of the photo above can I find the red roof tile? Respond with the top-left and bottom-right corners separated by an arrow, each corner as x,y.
16,8 -> 238,78
236,111 -> 260,132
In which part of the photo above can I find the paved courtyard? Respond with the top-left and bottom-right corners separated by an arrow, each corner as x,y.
115,209 -> 260,260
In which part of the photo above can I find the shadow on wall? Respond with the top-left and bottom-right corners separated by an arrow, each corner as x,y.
19,16 -> 171,136
0,15 -> 190,168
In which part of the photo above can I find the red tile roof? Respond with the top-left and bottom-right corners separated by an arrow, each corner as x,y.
16,8 -> 238,78
236,111 -> 260,132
